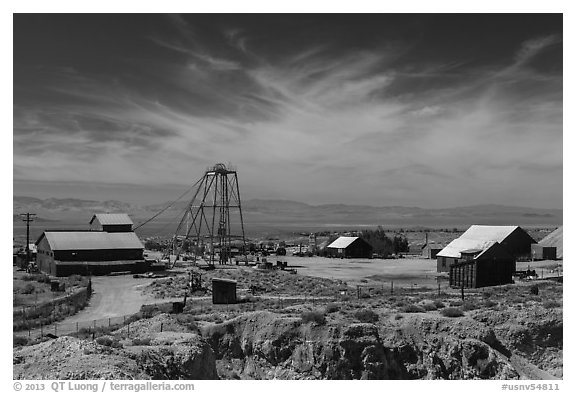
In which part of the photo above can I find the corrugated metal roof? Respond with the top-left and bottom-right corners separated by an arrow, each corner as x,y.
458,225 -> 518,242
327,236 -> 359,249
437,225 -> 519,258
90,213 -> 133,226
42,231 -> 143,250
539,226 -> 563,258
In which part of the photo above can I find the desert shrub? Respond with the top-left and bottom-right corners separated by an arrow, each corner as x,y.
449,300 -> 463,307
510,296 -> 525,304
354,309 -> 379,323
301,310 -> 326,325
239,294 -> 256,303
421,302 -> 437,311
36,274 -> 51,284
359,292 -> 371,299
543,300 -> 561,309
13,335 -> 28,347
394,300 -> 407,308
325,303 -> 340,313
461,301 -> 478,311
481,291 -> 492,299
96,336 -> 122,348
433,300 -> 446,309
440,307 -> 464,317
529,285 -> 539,295
401,304 -> 426,313
96,336 -> 113,346
20,283 -> 35,295
394,314 -> 403,320
132,337 -> 151,346
483,299 -> 497,308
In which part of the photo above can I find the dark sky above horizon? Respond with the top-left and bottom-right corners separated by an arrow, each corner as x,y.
13,14 -> 563,208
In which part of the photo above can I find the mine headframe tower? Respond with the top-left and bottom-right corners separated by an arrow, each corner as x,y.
168,163 -> 247,268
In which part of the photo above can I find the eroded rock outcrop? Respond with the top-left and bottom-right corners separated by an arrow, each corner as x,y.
201,311 -> 519,380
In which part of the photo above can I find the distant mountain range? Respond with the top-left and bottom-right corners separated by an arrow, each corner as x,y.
13,196 -> 562,238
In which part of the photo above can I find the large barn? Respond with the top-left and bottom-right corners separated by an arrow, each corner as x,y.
531,226 -> 562,260
437,225 -> 535,272
449,242 -> 515,288
35,213 -> 145,276
326,236 -> 373,258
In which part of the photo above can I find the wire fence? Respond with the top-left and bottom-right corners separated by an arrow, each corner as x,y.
14,268 -> 562,342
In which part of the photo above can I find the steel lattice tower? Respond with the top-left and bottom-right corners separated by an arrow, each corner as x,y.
170,163 -> 247,267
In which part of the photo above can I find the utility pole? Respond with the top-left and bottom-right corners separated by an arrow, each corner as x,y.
20,213 -> 36,266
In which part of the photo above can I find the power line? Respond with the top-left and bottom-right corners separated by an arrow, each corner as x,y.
133,178 -> 203,231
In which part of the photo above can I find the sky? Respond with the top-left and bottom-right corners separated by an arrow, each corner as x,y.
12,14 -> 563,208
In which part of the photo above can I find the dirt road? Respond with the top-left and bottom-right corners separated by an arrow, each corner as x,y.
63,275 -> 181,323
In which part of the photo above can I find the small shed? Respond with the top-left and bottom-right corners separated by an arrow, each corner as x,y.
326,236 -> 373,258
422,244 -> 443,259
449,242 -> 515,288
212,278 -> 237,304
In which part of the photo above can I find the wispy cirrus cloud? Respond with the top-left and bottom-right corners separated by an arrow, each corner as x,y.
13,15 -> 562,208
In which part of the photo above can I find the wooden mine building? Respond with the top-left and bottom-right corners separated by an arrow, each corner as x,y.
437,225 -> 535,273
35,213 -> 145,276
326,236 -> 373,258
449,242 -> 515,288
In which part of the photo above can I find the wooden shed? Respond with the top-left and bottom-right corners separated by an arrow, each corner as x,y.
449,242 -> 515,288
212,278 -> 237,304
326,236 -> 373,258
422,244 -> 443,259
437,225 -> 536,272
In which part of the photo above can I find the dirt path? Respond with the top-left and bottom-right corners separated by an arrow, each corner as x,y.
65,275 -> 182,323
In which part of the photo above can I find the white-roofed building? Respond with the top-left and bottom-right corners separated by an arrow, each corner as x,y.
326,236 -> 373,258
437,225 -> 535,272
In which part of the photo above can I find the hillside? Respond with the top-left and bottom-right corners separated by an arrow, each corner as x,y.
13,196 -> 562,240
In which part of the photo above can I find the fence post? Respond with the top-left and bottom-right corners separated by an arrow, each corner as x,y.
356,285 -> 360,299
40,323 -> 43,337
390,281 -> 394,295
123,316 -> 126,325
160,322 -> 163,332
461,280 -> 465,301
76,322 -> 79,334
108,318 -> 111,328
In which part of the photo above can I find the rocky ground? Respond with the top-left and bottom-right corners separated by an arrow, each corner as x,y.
14,279 -> 562,380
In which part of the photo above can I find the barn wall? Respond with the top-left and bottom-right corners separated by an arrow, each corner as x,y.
531,244 -> 557,260
345,239 -> 373,258
53,260 -> 147,277
36,236 -> 55,275
501,227 -> 536,258
102,224 -> 133,233
53,248 -> 143,262
437,256 -> 458,272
